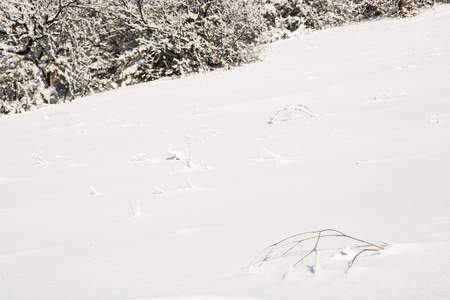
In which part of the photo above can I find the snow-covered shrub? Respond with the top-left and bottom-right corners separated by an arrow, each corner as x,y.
262,0 -> 441,37
0,0 -> 98,114
0,0 -> 444,115
262,0 -> 361,38
0,54 -> 50,114
299,0 -> 358,30
355,0 -> 391,18
1,0 -> 263,114
356,0 -> 438,18
396,0 -> 420,16
395,0 -> 437,17
93,0 -> 267,88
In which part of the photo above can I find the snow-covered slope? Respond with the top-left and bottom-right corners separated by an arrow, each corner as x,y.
1,6 -> 449,299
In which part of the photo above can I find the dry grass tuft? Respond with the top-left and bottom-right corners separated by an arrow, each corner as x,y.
248,229 -> 388,273
268,104 -> 317,124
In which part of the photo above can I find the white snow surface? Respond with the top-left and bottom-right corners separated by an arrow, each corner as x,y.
1,6 -> 450,300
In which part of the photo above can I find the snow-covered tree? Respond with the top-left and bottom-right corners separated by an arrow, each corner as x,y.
92,0 -> 267,87
0,0 -> 99,113
1,0 -> 444,115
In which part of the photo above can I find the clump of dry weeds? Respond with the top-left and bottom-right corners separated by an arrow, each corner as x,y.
268,104 -> 317,124
248,229 -> 388,273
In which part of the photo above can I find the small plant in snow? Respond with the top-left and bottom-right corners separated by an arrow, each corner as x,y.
129,153 -> 149,162
248,229 -> 388,275
167,147 -> 184,161
167,136 -> 192,167
268,103 -> 317,124
130,203 -> 144,216
32,153 -> 48,164
89,186 -> 100,195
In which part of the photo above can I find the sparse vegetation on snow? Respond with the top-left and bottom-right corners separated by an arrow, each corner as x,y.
248,229 -> 388,276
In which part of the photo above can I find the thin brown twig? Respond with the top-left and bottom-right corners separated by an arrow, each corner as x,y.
293,230 -> 322,267
350,249 -> 380,266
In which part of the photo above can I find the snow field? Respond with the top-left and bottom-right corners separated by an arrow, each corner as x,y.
1,5 -> 450,300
